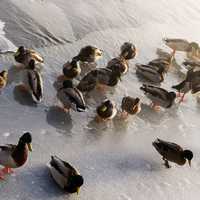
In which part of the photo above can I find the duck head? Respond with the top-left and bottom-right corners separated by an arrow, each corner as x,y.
0,70 -> 8,79
15,46 -> 25,56
183,150 -> 193,167
67,174 -> 84,194
120,42 -> 136,60
19,132 -> 32,152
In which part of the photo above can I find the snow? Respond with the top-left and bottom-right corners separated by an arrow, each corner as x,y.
0,0 -> 200,200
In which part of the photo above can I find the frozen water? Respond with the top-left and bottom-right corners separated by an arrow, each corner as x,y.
0,0 -> 200,200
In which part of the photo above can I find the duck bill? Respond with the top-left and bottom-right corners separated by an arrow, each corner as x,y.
27,143 -> 33,152
14,50 -> 20,56
76,187 -> 80,195
188,160 -> 191,167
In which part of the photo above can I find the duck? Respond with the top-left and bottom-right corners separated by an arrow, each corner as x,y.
72,45 -> 103,63
48,156 -> 84,194
14,46 -> 44,67
77,68 -> 121,93
106,57 -> 129,75
57,80 -> 86,112
63,60 -> 81,80
148,57 -> 173,73
152,138 -> 193,168
120,42 -> 137,60
96,99 -> 117,122
140,84 -> 176,111
21,59 -> 43,103
0,70 -> 8,90
106,42 -> 136,75
136,64 -> 165,83
182,60 -> 200,71
0,132 -> 32,179
172,69 -> 200,102
163,38 -> 200,59
120,96 -> 141,119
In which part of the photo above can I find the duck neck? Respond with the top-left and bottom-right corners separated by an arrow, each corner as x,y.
12,141 -> 28,167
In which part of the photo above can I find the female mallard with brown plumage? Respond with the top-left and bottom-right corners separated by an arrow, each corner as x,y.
120,96 -> 141,119
96,99 -> 117,122
136,64 -> 165,84
48,156 -> 84,194
140,84 -> 176,111
77,68 -> 121,93
152,138 -> 193,168
72,45 -> 103,63
106,42 -> 136,75
62,60 -> 81,80
0,132 -> 32,179
0,70 -> 8,91
14,46 -> 44,67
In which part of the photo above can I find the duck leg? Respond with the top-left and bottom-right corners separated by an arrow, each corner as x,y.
151,102 -> 160,111
162,157 -> 171,168
120,111 -> 129,120
2,167 -> 14,174
179,93 -> 186,103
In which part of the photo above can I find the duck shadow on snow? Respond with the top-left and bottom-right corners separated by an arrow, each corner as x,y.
46,106 -> 73,134
13,85 -> 37,107
7,65 -> 24,85
10,165 -> 71,200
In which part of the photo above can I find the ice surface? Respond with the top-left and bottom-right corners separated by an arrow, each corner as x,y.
0,0 -> 200,200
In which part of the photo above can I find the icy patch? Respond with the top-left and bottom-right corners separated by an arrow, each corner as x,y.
0,20 -> 16,53
2,132 -> 10,137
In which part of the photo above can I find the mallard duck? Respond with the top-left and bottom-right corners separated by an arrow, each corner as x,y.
107,57 -> 129,75
152,138 -> 193,168
183,60 -> 200,71
140,84 -> 176,110
14,46 -> 44,67
0,132 -> 32,179
77,68 -> 121,93
22,59 -> 43,103
57,80 -> 86,112
0,70 -> 8,90
136,64 -> 165,83
72,45 -> 103,63
96,99 -> 117,122
120,42 -> 136,60
172,69 -> 200,102
120,96 -> 141,119
48,156 -> 84,194
63,60 -> 81,80
148,57 -> 172,73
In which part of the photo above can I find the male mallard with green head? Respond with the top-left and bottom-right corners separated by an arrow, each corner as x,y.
152,138 -> 193,168
22,59 -> 43,103
14,46 -> 44,67
0,70 -> 8,91
140,84 -> 176,111
0,132 -> 32,179
57,80 -> 86,112
48,156 -> 84,194
96,99 -> 117,122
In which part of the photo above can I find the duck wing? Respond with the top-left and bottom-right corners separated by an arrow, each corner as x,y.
77,70 -> 98,92
140,85 -> 168,101
27,70 -> 43,102
63,88 -> 86,112
153,138 -> 183,156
